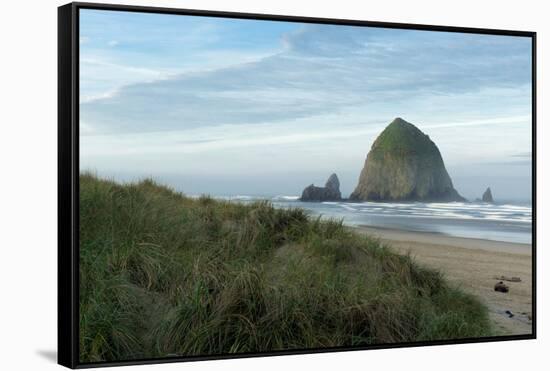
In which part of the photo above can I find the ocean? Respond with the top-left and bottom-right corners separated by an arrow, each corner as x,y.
210,195 -> 532,245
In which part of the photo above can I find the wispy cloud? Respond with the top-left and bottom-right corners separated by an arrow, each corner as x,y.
81,23 -> 531,135
79,9 -> 294,103
511,152 -> 532,158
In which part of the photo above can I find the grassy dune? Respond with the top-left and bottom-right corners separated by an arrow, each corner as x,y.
79,173 -> 492,363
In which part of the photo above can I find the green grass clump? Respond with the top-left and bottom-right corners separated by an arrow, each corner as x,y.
79,173 -> 491,363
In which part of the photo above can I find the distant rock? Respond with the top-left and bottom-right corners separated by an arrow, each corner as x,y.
494,281 -> 509,293
482,187 -> 494,203
300,173 -> 342,202
350,118 -> 465,202
325,173 -> 340,194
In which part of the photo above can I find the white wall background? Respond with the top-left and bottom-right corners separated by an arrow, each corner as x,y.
0,0 -> 546,370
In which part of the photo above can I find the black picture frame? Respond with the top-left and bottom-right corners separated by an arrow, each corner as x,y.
58,2 -> 537,368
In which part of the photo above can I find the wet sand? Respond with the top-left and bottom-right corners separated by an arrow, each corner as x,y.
353,226 -> 533,336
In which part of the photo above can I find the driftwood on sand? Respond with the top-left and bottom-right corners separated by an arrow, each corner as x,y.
493,275 -> 521,282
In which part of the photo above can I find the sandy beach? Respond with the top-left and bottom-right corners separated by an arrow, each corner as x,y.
353,226 -> 533,336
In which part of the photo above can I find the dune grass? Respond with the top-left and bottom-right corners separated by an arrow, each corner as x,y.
79,173 -> 492,363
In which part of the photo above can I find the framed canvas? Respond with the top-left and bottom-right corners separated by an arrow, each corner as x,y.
58,2 -> 536,368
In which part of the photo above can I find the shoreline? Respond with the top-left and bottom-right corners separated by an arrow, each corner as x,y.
352,225 -> 533,336
355,225 -> 531,254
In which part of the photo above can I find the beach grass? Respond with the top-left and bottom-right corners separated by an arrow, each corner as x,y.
79,173 -> 492,363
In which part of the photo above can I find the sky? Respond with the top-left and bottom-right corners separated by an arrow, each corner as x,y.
79,9 -> 533,201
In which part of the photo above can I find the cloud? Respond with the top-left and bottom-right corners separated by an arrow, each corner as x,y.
81,24 -> 532,135
511,152 -> 532,158
80,58 -> 170,103
81,114 -> 527,154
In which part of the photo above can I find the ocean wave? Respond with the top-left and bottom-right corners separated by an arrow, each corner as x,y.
297,200 -> 532,224
339,204 -> 357,212
222,196 -> 532,224
272,195 -> 300,201
268,199 -> 531,244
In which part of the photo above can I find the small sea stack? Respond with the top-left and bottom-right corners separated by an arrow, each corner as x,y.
350,118 -> 464,202
300,173 -> 342,202
482,187 -> 494,203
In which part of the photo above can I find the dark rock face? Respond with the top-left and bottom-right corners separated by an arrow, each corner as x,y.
300,173 -> 342,202
350,118 -> 465,202
494,281 -> 509,293
482,187 -> 494,203
325,173 -> 340,195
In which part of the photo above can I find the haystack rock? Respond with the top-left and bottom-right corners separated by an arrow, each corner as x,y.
350,118 -> 465,202
482,187 -> 494,203
300,173 -> 342,202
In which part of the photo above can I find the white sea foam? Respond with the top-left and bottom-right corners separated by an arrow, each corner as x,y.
339,204 -> 357,211
224,196 -> 531,243
223,196 -> 531,224
305,200 -> 532,224
272,195 -> 300,201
